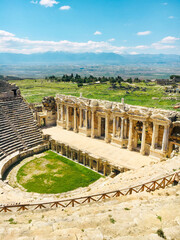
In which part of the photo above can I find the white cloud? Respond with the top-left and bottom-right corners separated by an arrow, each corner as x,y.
60,5 -> 71,10
0,30 -> 15,37
160,36 -> 180,43
129,51 -> 138,55
0,30 -> 127,54
151,43 -> 175,49
108,38 -> 115,42
39,0 -> 58,7
135,45 -> 149,49
137,31 -> 151,36
94,31 -> 102,35
0,30 -> 179,55
168,16 -> 174,19
30,0 -> 38,4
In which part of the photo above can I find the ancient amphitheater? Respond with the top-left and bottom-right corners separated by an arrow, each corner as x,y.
0,80 -> 180,240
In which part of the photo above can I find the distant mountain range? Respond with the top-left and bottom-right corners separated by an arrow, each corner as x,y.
0,52 -> 180,65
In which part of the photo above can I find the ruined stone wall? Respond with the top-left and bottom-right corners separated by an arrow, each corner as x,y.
0,80 -> 20,100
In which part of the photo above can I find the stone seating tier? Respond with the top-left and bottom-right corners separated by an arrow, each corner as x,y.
0,97 -> 43,160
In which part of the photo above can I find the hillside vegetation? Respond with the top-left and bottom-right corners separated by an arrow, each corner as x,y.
9,79 -> 179,111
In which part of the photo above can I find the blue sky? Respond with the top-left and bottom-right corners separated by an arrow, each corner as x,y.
0,0 -> 179,54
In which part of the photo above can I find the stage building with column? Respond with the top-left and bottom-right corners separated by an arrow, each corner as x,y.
52,94 -> 180,160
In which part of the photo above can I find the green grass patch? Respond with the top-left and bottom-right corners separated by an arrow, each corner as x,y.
156,229 -> 167,239
17,151 -> 101,194
124,207 -> 131,211
8,218 -> 17,224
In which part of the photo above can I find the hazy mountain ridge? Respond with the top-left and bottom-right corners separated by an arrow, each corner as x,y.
0,52 -> 180,65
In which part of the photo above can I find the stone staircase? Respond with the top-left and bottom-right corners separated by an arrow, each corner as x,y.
0,98 -> 43,160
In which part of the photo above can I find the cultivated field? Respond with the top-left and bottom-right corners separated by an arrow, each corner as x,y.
9,79 -> 179,111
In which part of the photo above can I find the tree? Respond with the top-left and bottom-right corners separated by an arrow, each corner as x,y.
127,78 -> 132,83
134,77 -> 140,83
77,82 -> 83,87
116,76 -> 124,85
109,77 -> 117,89
49,75 -> 56,82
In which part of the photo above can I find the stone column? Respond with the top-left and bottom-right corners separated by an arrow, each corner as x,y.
66,106 -> 69,130
71,149 -> 73,159
61,104 -> 64,121
151,123 -> 159,149
103,162 -> 106,176
85,109 -> 88,129
76,151 -> 79,162
91,110 -> 95,138
140,121 -> 146,155
83,154 -> 86,165
79,109 -> 82,127
116,117 -> 119,129
60,143 -> 63,154
98,116 -> 101,137
57,103 -> 59,121
62,145 -> 65,155
88,110 -> 91,128
89,157 -> 92,169
124,119 -> 127,138
66,146 -> 68,157
96,160 -> 99,172
128,119 -> 133,150
162,125 -> 169,152
74,107 -> 77,132
56,143 -> 58,153
105,113 -> 109,143
113,116 -> 116,137
120,117 -> 124,139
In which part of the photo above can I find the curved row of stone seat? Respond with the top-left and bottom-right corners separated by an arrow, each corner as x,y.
0,185 -> 179,240
0,111 -> 24,160
0,97 -> 43,161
